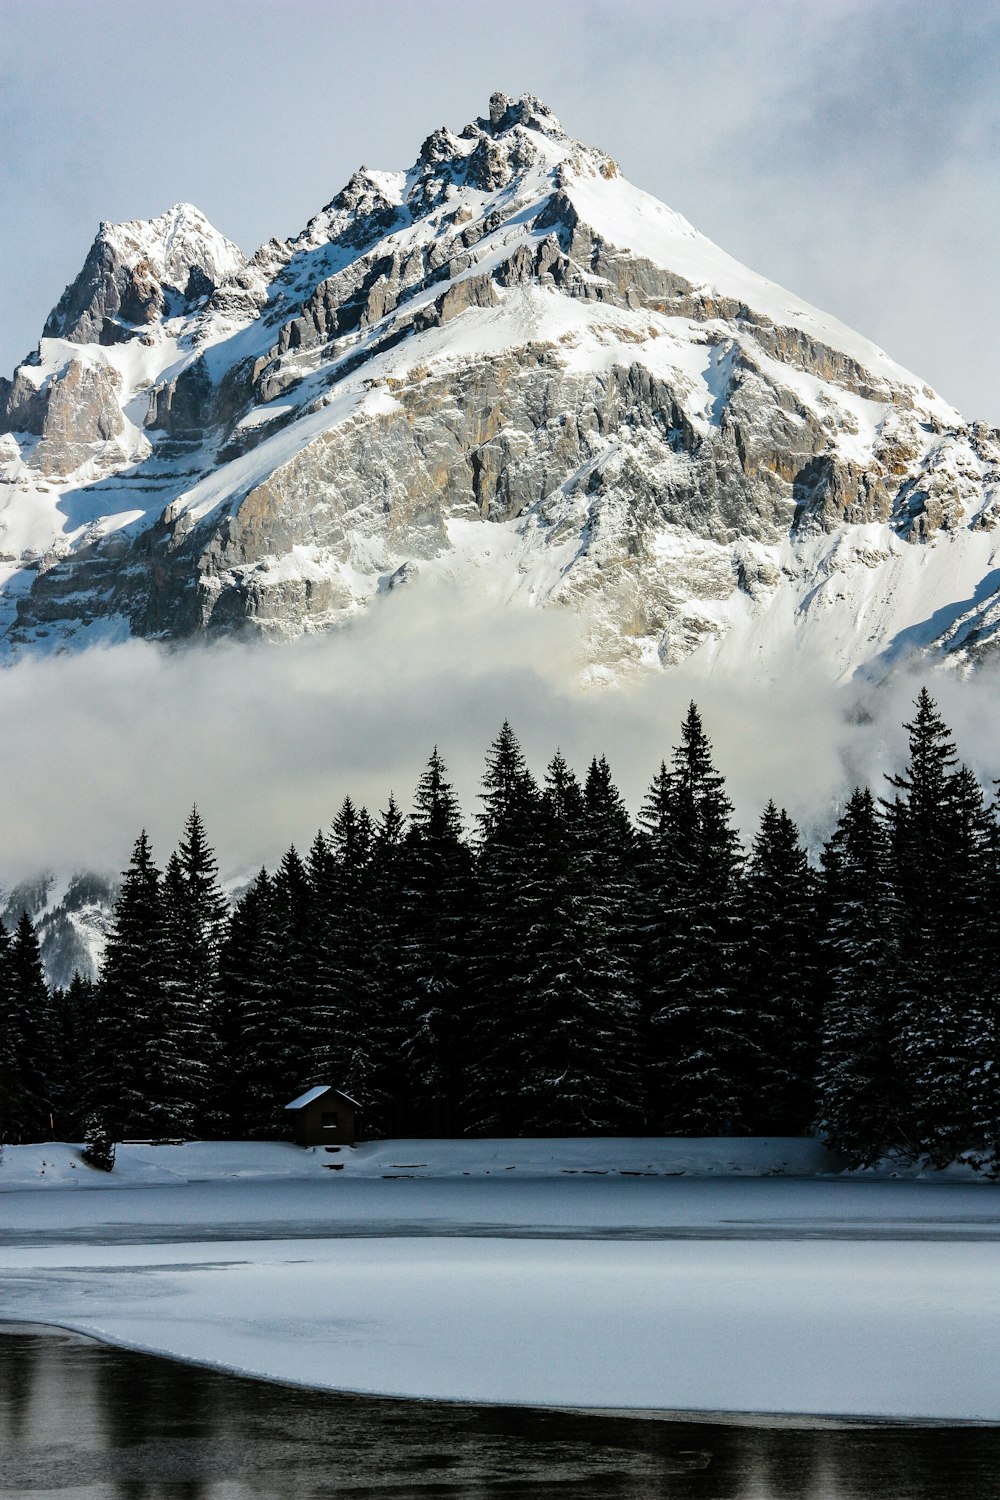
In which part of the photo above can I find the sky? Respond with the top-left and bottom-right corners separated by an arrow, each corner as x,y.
1,0 -> 999,883
3,0 -> 999,424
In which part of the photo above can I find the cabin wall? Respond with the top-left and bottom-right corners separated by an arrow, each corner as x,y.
293,1097 -> 356,1146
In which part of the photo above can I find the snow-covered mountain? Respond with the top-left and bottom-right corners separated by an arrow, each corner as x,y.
1,871 -> 119,988
1,92 -> 998,679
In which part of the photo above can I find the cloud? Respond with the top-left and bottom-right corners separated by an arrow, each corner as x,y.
3,583 -> 999,885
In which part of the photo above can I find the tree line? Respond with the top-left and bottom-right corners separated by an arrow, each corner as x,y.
1,689 -> 998,1173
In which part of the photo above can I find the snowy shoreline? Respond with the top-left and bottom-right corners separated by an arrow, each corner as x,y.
1,1135 -> 992,1192
2,1139 -> 998,1423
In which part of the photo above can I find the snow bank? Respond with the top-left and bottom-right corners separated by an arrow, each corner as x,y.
2,1135 -> 989,1194
0,1135 -> 856,1192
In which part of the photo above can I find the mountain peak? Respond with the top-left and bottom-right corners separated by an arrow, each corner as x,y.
483,91 -> 564,138
93,202 -> 245,296
42,203 -> 245,346
2,92 -> 995,685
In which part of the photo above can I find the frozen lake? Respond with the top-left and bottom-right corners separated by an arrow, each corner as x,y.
3,1325 -> 999,1499
2,1142 -> 1000,1422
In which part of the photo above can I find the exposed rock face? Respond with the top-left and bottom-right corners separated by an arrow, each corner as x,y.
1,94 -> 998,679
33,360 -> 126,476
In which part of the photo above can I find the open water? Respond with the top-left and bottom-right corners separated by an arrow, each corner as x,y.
2,1324 -> 998,1499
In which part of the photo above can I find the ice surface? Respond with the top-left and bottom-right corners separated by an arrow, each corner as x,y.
1,1138 -> 997,1421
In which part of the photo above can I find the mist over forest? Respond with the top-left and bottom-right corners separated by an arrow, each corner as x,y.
4,585 -> 1000,886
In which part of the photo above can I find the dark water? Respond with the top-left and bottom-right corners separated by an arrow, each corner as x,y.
2,1327 -> 998,1499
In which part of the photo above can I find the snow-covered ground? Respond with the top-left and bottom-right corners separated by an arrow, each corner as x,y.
1,1138 -> 998,1422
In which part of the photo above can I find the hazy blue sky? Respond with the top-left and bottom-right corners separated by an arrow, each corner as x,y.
3,0 -> 998,422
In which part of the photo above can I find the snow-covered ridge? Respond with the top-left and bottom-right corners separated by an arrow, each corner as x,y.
0,90 -> 997,681
96,202 -> 246,293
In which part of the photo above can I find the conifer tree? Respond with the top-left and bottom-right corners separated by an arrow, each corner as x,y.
217,870 -> 279,1135
3,912 -> 52,1142
464,722 -> 545,1133
179,810 -> 228,1064
881,692 -> 981,1162
318,797 -> 378,1108
303,828 -> 341,1083
519,751 -> 637,1132
518,751 -> 590,1130
641,704 -> 746,1134
266,845 -> 316,1107
580,755 -> 642,1126
397,749 -> 474,1136
816,788 -> 897,1162
0,917 -> 14,1144
741,803 -> 820,1133
177,808 -> 229,971
160,852 -> 211,1134
49,973 -> 98,1141
89,832 -> 177,1140
344,795 -> 407,1133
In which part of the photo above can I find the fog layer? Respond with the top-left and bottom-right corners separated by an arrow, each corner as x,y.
2,584 -> 998,884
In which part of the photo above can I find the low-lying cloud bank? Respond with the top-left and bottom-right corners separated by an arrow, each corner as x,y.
2,585 -> 999,884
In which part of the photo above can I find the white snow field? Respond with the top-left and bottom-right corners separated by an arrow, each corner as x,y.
1,1138 -> 998,1422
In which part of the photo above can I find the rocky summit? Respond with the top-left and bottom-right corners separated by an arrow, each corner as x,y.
1,92 -> 998,679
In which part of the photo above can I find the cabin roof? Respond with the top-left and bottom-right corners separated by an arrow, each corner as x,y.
284,1084 -> 360,1111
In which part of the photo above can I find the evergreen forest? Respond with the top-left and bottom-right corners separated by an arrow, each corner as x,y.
1,689 -> 998,1174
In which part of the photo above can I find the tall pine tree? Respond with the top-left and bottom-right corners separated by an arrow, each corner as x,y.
396,749 -> 474,1137
741,803 -> 819,1133
641,704 -> 746,1134
881,691 -> 981,1163
464,722 -> 546,1134
816,788 -> 898,1163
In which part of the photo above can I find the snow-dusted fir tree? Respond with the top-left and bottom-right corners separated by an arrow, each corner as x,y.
741,802 -> 819,1133
159,852 -> 211,1135
580,755 -> 642,1125
881,691 -> 988,1164
318,796 -> 378,1106
0,917 -> 10,1144
397,749 -> 473,1137
517,752 -> 639,1132
49,972 -> 98,1142
517,751 -> 592,1131
640,703 -> 745,1134
89,831 -> 185,1140
356,794 -> 408,1131
0,912 -> 52,1142
265,845 -> 316,1108
216,869 -> 278,1135
464,722 -> 546,1134
816,788 -> 898,1164
175,808 -> 229,1127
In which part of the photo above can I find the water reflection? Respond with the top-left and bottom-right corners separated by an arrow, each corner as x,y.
1,1325 -> 997,1498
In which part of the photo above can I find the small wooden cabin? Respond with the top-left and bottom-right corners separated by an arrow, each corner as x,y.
284,1085 -> 359,1147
